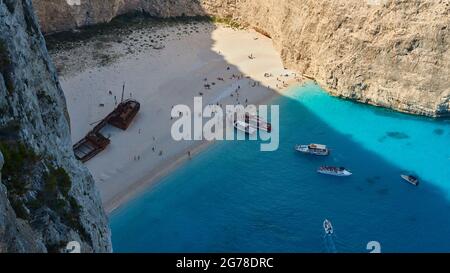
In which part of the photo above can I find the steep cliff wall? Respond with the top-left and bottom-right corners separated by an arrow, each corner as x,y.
32,0 -> 449,117
0,0 -> 111,252
233,0 -> 450,117
33,0 -> 210,33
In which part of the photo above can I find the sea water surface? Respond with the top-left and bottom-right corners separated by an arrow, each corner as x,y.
110,83 -> 450,253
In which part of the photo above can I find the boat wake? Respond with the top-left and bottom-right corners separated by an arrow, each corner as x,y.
322,219 -> 357,253
323,233 -> 366,253
323,234 -> 338,253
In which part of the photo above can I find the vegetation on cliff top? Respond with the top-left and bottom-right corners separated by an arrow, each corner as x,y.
209,16 -> 242,29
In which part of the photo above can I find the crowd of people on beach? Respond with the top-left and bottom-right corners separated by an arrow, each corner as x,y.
129,53 -> 303,166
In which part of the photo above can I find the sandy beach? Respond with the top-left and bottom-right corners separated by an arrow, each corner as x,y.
53,20 -> 301,213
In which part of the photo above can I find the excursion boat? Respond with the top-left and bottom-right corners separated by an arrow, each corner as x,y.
245,113 -> 272,132
317,166 -> 352,177
295,144 -> 329,156
401,174 -> 419,186
323,219 -> 333,235
234,120 -> 257,135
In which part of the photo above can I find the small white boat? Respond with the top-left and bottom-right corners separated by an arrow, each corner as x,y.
318,166 -> 352,177
401,174 -> 419,186
323,219 -> 333,235
295,144 -> 329,156
234,120 -> 257,135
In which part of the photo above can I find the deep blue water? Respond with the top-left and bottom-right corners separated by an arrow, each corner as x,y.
110,83 -> 450,253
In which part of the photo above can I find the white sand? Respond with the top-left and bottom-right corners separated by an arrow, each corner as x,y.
58,23 -> 301,213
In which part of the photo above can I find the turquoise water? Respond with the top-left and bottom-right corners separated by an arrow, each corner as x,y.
110,83 -> 450,253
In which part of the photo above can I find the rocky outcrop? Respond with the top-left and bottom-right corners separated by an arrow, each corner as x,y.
0,0 -> 111,252
0,152 -> 44,252
31,0 -> 449,117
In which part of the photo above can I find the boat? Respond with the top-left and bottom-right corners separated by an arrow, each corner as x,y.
317,166 -> 352,177
107,99 -> 141,130
323,219 -> 333,235
401,174 -> 419,186
295,143 -> 329,156
245,113 -> 272,132
73,86 -> 140,163
73,132 -> 111,163
234,120 -> 257,135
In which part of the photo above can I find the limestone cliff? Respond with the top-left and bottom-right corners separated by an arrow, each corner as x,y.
233,0 -> 450,117
32,0 -> 449,117
0,0 -> 111,252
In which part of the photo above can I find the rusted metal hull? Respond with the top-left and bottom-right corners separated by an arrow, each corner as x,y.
73,99 -> 140,163
107,100 -> 140,130
73,133 -> 111,163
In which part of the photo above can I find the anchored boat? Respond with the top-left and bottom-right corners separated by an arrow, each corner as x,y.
295,143 -> 329,156
323,219 -> 333,235
401,174 -> 419,186
245,113 -> 272,132
234,120 -> 257,135
318,166 -> 352,177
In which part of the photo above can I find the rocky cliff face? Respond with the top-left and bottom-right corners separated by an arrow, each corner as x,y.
0,0 -> 111,252
32,0 -> 449,117
234,0 -> 450,117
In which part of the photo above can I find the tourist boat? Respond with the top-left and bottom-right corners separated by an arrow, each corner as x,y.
317,166 -> 352,177
245,113 -> 272,132
295,143 -> 329,156
323,219 -> 333,235
234,120 -> 257,135
401,174 -> 419,186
